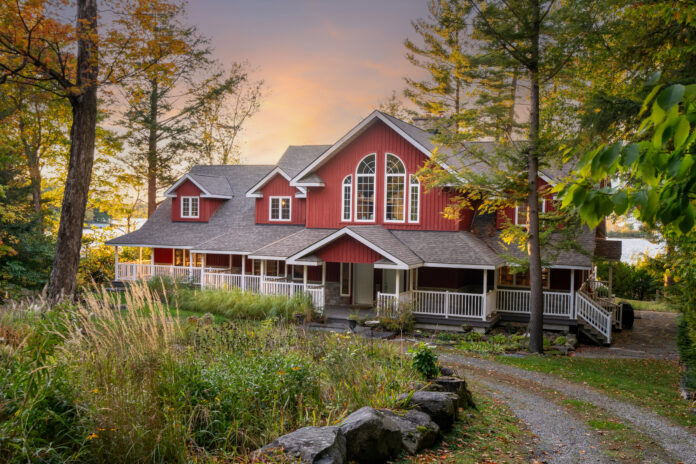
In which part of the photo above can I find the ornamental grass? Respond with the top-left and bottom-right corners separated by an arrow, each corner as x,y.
0,283 -> 416,463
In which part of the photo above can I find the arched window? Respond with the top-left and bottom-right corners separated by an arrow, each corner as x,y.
384,154 -> 406,222
409,175 -> 420,223
355,154 -> 376,221
342,175 -> 352,221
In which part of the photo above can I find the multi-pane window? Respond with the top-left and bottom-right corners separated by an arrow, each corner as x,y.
515,201 -> 528,225
409,175 -> 420,223
181,196 -> 199,218
385,154 -> 406,222
270,196 -> 291,221
355,154 -> 376,221
498,267 -> 550,288
342,175 -> 352,221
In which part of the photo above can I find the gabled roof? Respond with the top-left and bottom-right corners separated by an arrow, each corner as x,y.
248,228 -> 337,260
246,145 -> 330,198
164,173 -> 233,199
290,110 -> 459,187
391,230 -> 504,269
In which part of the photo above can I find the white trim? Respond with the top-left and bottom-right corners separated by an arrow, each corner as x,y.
423,262 -> 498,270
538,172 -> 555,185
383,153 -> 407,223
180,196 -> 200,218
285,227 -> 412,269
190,250 -> 250,255
290,111 -> 440,187
164,174 -> 232,199
245,167 -> 308,198
269,196 -> 292,221
408,174 -> 420,224
248,254 -> 290,261
549,265 -> 592,270
341,174 -> 353,222
340,262 -> 351,296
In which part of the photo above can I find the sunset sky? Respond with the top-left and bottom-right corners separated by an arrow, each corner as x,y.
187,0 -> 429,165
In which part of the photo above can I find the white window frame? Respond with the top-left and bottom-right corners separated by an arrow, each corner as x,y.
341,175 -> 352,222
408,174 -> 420,223
180,196 -> 200,218
355,153 -> 376,223
340,262 -> 351,296
384,153 -> 407,223
269,196 -> 292,221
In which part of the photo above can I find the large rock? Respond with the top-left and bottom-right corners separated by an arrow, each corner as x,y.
339,406 -> 403,463
381,409 -> 440,454
398,391 -> 459,431
433,376 -> 475,409
256,426 -> 346,464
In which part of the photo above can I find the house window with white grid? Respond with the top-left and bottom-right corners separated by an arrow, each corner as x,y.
409,174 -> 420,223
270,196 -> 291,221
342,175 -> 352,221
385,154 -> 406,222
181,196 -> 199,218
355,154 -> 376,221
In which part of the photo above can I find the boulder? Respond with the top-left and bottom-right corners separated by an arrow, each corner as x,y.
256,426 -> 346,464
398,391 -> 459,431
381,409 -> 440,454
433,376 -> 475,409
339,406 -> 403,463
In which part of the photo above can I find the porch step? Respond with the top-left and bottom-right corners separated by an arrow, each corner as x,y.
578,320 -> 609,346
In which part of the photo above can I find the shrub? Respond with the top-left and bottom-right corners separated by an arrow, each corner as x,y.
378,302 -> 415,333
465,331 -> 484,342
677,317 -> 696,390
553,335 -> 567,346
409,343 -> 439,379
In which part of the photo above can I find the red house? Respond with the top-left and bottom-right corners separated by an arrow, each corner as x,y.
108,111 -> 621,342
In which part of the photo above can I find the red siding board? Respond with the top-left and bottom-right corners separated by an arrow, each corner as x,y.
305,121 -> 460,231
316,236 -> 384,263
205,254 -> 230,267
255,174 -> 306,225
171,180 -> 224,222
153,248 -> 173,265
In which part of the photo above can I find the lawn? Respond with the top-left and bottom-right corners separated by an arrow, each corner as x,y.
394,391 -> 533,464
494,355 -> 695,429
616,298 -> 676,313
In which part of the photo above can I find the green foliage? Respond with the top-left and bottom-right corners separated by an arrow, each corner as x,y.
409,343 -> 439,380
379,302 -> 415,333
0,284 -> 417,462
677,317 -> 696,391
553,336 -> 567,346
596,260 -> 662,301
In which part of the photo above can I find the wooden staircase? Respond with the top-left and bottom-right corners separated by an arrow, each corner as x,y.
575,280 -> 617,345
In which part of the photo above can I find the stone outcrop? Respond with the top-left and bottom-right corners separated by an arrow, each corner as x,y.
381,409 -> 440,454
256,426 -> 346,464
398,391 -> 459,431
339,407 -> 403,463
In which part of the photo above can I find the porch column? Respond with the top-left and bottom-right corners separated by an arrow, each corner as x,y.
138,247 -> 142,263
482,269 -> 488,320
241,256 -> 246,291
201,254 -> 207,288
409,269 -> 414,292
189,250 -> 193,281
114,246 -> 119,281
395,270 -> 401,295
321,262 -> 326,286
303,265 -> 308,290
570,270 -> 576,319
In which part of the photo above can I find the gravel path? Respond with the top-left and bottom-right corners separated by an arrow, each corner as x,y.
471,375 -> 610,463
441,353 -> 696,464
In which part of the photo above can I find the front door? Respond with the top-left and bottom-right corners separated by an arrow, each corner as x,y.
353,263 -> 374,306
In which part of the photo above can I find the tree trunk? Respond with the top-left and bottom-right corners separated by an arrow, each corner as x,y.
527,1 -> 544,354
147,79 -> 158,217
47,0 -> 98,303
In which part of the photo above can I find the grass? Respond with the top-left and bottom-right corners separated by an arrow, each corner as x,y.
494,355 -> 696,429
394,391 -> 533,464
0,283 -> 417,463
616,298 -> 676,313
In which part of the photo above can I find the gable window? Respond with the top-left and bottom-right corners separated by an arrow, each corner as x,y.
181,196 -> 199,218
385,154 -> 406,222
409,175 -> 420,223
515,201 -> 528,226
342,175 -> 352,221
355,154 -> 376,221
270,196 -> 291,221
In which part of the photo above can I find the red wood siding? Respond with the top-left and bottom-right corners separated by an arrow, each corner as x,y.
171,180 -> 224,222
316,235 -> 384,263
153,248 -> 173,264
495,178 -> 557,229
205,254 -> 230,267
255,174 -> 306,224
305,121 -> 460,231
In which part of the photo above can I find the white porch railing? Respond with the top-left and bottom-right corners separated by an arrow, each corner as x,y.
201,273 -> 261,293
576,292 -> 612,343
496,289 -> 573,319
411,289 -> 486,320
261,280 -> 325,309
376,292 -> 401,318
116,263 -> 205,285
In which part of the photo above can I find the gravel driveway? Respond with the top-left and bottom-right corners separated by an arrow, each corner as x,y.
441,353 -> 696,464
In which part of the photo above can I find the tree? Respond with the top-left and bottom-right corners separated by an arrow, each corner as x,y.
410,0 -> 599,352
191,63 -> 263,165
377,90 -> 414,122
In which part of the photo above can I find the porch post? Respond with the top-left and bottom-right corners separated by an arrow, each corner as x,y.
138,247 -> 142,263
409,269 -> 414,292
114,246 -> 119,281
201,254 -> 206,288
321,262 -> 326,286
303,265 -> 308,290
188,250 -> 193,282
241,256 -> 246,291
395,270 -> 401,295
608,263 -> 613,299
570,270 -> 576,319
482,269 -> 488,320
